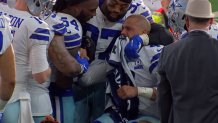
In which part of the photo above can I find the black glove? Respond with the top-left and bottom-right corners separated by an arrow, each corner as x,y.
81,36 -> 96,62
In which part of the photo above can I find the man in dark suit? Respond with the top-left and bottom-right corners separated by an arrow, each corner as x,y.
157,0 -> 218,123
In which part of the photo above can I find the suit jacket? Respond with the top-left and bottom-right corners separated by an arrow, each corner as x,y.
158,30 -> 218,123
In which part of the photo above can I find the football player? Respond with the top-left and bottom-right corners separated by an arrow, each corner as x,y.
0,1 -> 53,123
0,14 -> 15,121
94,14 -> 161,123
74,0 -> 153,122
44,0 -> 98,122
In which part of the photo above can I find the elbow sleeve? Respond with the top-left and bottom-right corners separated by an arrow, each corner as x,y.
30,45 -> 49,74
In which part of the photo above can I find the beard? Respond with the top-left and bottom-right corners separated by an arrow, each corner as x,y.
103,7 -> 127,22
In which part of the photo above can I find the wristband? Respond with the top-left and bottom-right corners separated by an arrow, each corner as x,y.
137,87 -> 153,99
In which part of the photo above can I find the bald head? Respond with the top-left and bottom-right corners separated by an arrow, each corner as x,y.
126,15 -> 151,33
121,14 -> 151,38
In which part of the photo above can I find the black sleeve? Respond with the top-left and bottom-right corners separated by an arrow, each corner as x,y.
148,23 -> 174,46
157,47 -> 173,123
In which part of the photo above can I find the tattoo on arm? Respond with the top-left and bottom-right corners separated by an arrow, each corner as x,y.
48,35 -> 81,76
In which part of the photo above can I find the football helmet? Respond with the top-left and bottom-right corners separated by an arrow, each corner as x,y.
26,0 -> 56,16
168,0 -> 189,34
209,23 -> 218,40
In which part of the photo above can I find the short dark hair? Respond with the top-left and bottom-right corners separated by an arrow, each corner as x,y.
53,0 -> 88,12
186,15 -> 211,24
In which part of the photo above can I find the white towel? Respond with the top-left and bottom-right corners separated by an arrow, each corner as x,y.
18,92 -> 35,123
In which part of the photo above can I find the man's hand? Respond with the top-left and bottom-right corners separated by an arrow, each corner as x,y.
124,34 -> 149,61
80,48 -> 89,60
117,85 -> 138,99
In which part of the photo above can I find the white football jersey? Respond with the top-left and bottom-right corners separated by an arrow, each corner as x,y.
110,36 -> 162,87
0,3 -> 53,87
1,3 -> 54,116
109,36 -> 162,117
0,14 -> 12,54
0,3 -> 31,35
45,12 -> 82,49
84,2 -> 153,60
12,16 -> 54,116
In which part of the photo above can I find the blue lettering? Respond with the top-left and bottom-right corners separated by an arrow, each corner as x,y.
10,16 -> 17,27
101,28 -> 120,40
8,15 -> 24,28
83,23 -> 121,43
14,18 -> 24,28
32,17 -> 43,24
70,19 -> 79,31
83,23 -> 99,44
61,17 -> 69,27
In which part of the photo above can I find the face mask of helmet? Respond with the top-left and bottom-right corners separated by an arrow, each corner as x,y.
168,0 -> 189,34
26,0 -> 56,16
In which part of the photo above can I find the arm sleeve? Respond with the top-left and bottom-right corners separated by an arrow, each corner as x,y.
26,17 -> 52,74
30,44 -> 49,74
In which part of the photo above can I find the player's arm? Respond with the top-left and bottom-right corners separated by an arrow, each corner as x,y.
48,35 -> 82,76
30,44 -> 51,84
0,44 -> 15,101
117,85 -> 157,101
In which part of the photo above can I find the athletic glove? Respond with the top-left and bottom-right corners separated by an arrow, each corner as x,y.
124,34 -> 149,61
81,36 -> 96,62
75,53 -> 89,74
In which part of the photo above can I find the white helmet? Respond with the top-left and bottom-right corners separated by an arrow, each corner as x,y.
209,23 -> 218,40
168,0 -> 218,40
26,0 -> 56,16
168,0 -> 189,34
